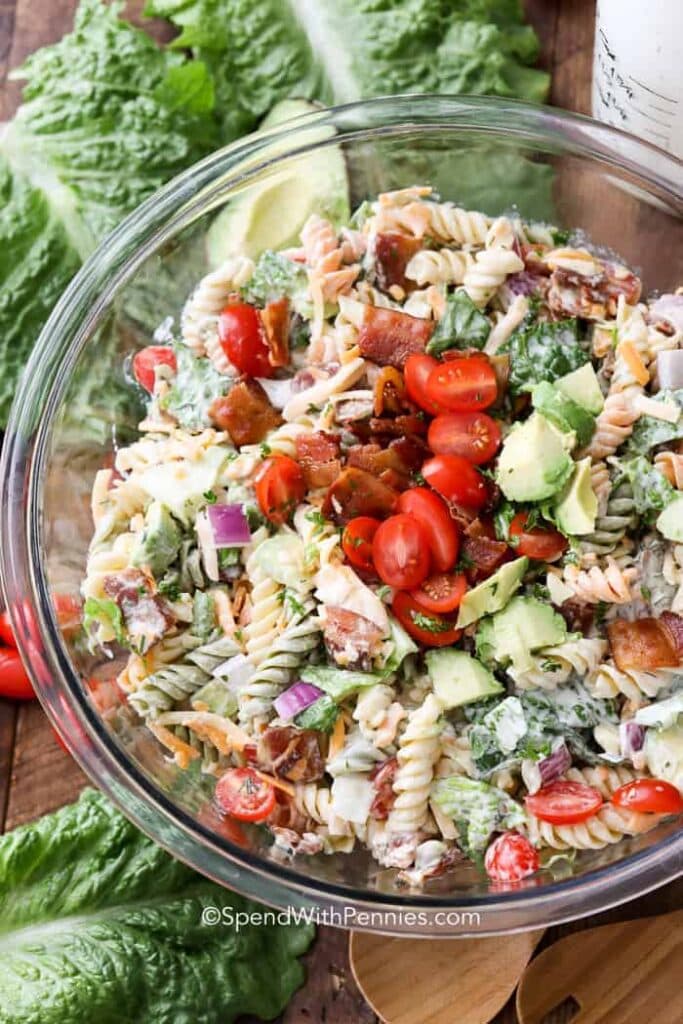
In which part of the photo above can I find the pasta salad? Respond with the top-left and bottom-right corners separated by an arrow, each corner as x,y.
83,185 -> 683,886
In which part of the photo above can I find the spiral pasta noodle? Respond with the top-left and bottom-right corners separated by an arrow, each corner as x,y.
387,694 -> 443,835
586,659 -> 676,702
509,637 -> 608,691
180,256 -> 254,357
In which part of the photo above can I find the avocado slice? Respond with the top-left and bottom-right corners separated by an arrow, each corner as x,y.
426,649 -> 503,708
556,363 -> 605,414
456,557 -> 528,628
496,413 -> 573,502
131,502 -> 182,577
553,457 -> 599,536
531,381 -> 596,448
206,99 -> 350,265
191,678 -> 238,718
475,596 -> 567,673
657,493 -> 683,542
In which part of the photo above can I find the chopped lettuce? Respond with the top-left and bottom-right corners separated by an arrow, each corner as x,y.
240,250 -> 309,307
625,390 -> 683,455
502,318 -> 588,395
191,590 -> 216,639
82,596 -> 126,647
295,693 -> 340,732
160,344 -> 231,430
300,664 -> 385,701
619,456 -> 676,523
427,289 -> 491,354
380,615 -> 418,675
432,776 -> 526,857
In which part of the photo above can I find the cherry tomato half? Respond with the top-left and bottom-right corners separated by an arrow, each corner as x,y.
218,301 -> 273,378
132,346 -> 177,393
509,512 -> 567,562
0,648 -> 35,701
214,767 -> 276,822
422,454 -> 489,510
485,830 -> 540,883
392,591 -> 462,647
525,780 -> 603,825
611,778 -> 683,815
342,517 -> 381,573
255,455 -> 306,525
372,515 -> 431,590
404,353 -> 442,415
397,487 -> 460,573
428,411 -> 502,466
410,572 -> 468,614
426,355 -> 498,412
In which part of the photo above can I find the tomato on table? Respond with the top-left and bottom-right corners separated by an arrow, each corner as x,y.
255,455 -> 306,525
342,517 -> 381,573
525,780 -> 603,825
372,515 -> 431,590
410,573 -> 468,614
428,411 -> 502,465
422,454 -> 489,511
404,353 -> 442,415
132,346 -> 177,393
392,591 -> 462,647
396,487 -> 460,572
485,831 -> 540,883
0,648 -> 35,701
0,610 -> 16,648
214,767 -> 276,822
218,301 -> 273,378
611,778 -> 683,815
425,355 -> 498,412
509,512 -> 567,562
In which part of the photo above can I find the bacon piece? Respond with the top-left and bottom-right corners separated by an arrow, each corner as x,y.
373,366 -> 406,416
608,617 -> 679,671
258,726 -> 325,783
461,534 -> 509,584
347,443 -> 410,487
323,467 -> 399,524
260,297 -> 290,368
358,306 -> 434,369
660,612 -> 683,659
368,414 -> 428,438
102,568 -> 173,650
208,378 -> 281,445
373,232 -> 422,291
370,756 -> 398,820
323,607 -> 384,670
295,431 -> 342,490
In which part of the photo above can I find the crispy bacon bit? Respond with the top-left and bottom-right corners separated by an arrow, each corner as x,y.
607,617 -> 679,671
102,568 -> 173,650
559,600 -> 596,635
461,534 -> 509,583
520,243 -> 552,276
548,259 -> 642,321
323,467 -> 399,524
295,431 -> 342,489
370,756 -> 398,820
368,413 -> 428,437
260,297 -> 290,368
208,378 -> 281,445
323,607 -> 384,670
373,366 -> 406,416
258,726 -> 325,783
347,443 -> 411,488
660,612 -> 683,659
373,232 -> 422,291
358,306 -> 434,369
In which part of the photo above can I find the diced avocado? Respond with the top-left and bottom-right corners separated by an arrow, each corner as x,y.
657,493 -> 683,542
475,596 -> 567,673
553,457 -> 598,536
426,649 -> 503,708
254,534 -> 306,589
496,413 -> 573,502
644,723 -> 683,792
456,557 -> 528,628
191,678 -> 238,719
207,99 -> 349,265
556,363 -> 605,414
131,502 -> 182,577
531,381 -> 596,448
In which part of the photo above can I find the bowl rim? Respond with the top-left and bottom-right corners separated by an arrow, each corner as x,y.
2,93 -> 682,935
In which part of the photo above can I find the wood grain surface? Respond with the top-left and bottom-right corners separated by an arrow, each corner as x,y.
1,3 -> 681,1023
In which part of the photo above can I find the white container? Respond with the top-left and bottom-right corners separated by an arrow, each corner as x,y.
593,0 -> 683,159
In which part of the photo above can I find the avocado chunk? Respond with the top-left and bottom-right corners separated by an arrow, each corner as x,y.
206,99 -> 350,265
531,381 -> 596,447
555,362 -> 605,414
496,413 -> 573,502
657,493 -> 683,542
553,457 -> 598,536
426,649 -> 503,708
644,723 -> 683,792
254,534 -> 306,589
191,678 -> 238,718
475,596 -> 567,673
456,557 -> 528,628
131,502 -> 182,577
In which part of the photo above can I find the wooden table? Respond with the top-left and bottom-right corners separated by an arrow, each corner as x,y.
1,2 -> 680,1022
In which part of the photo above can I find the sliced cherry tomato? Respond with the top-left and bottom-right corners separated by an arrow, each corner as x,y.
255,455 -> 306,525
214,767 -> 276,822
404,353 -> 442,415
422,454 -> 489,510
132,346 -> 177,393
397,487 -> 460,572
342,517 -> 381,573
525,780 -> 603,825
0,610 -> 16,648
428,411 -> 502,465
392,591 -> 462,647
509,512 -> 568,562
0,648 -> 35,701
426,355 -> 498,412
485,830 -> 540,883
411,572 -> 468,614
218,301 -> 273,378
611,778 -> 683,815
372,514 -> 431,590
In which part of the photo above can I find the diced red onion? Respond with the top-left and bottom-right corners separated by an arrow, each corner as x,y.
651,294 -> 683,334
656,351 -> 683,391
522,741 -> 572,795
620,721 -> 645,759
273,681 -> 324,721
505,271 -> 541,297
660,611 -> 683,658
207,504 -> 251,548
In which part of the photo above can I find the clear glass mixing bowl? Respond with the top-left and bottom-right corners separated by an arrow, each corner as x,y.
2,96 -> 682,935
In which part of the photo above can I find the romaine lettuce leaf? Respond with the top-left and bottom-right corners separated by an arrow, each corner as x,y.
502,318 -> 588,395
0,789 -> 314,1023
160,343 -> 231,430
625,390 -> 683,455
427,289 -> 491,355
619,455 -> 676,522
432,776 -> 526,856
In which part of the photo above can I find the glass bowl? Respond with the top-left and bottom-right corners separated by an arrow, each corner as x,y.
2,96 -> 682,936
